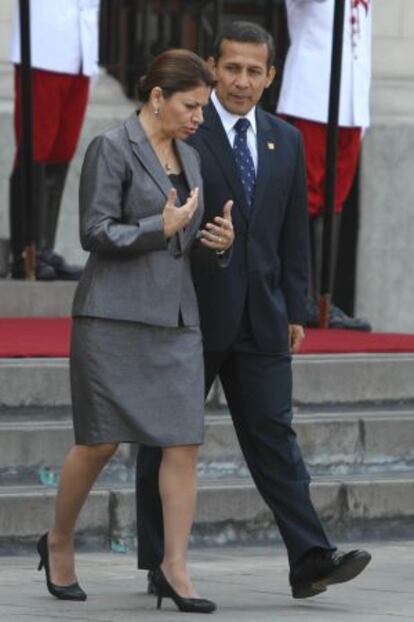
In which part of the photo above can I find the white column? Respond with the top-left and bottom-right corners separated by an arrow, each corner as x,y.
356,0 -> 414,332
0,0 -> 13,64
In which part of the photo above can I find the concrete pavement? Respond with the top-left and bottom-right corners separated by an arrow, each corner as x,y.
0,540 -> 412,621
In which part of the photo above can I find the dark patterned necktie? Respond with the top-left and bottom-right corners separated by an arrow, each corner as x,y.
233,118 -> 256,211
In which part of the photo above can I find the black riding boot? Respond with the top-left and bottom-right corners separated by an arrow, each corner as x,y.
44,163 -> 69,250
329,213 -> 371,330
9,164 -> 56,280
305,215 -> 323,327
37,163 -> 82,280
306,213 -> 371,331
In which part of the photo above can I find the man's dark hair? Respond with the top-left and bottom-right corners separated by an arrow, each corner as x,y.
213,21 -> 275,68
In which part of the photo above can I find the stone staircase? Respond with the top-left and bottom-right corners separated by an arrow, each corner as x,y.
0,282 -> 414,554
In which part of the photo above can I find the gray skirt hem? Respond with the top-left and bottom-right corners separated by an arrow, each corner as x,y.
73,437 -> 204,448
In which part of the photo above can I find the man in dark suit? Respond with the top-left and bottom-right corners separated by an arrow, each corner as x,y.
136,21 -> 371,599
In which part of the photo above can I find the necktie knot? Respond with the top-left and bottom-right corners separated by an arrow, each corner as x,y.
234,118 -> 250,135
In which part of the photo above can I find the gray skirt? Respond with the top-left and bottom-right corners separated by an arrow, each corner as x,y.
70,317 -> 204,446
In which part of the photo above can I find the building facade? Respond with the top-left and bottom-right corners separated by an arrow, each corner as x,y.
0,0 -> 413,331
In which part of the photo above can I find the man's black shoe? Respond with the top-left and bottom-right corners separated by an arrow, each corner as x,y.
39,250 -> 82,281
290,549 -> 372,599
306,299 -> 371,331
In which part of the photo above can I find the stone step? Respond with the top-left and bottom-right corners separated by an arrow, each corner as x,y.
1,472 -> 413,553
0,65 -> 13,104
200,409 -> 414,477
1,354 -> 414,408
1,408 -> 414,485
0,282 -> 76,317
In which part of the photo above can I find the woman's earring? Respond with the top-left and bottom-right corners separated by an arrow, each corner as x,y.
153,108 -> 160,116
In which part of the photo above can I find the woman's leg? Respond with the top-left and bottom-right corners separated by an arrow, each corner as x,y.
48,443 -> 118,585
159,444 -> 200,597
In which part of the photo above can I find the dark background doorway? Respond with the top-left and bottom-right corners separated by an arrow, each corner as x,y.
99,0 -> 359,315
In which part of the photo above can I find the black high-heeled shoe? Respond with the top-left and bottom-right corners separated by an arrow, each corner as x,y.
152,566 -> 216,613
36,533 -> 87,601
147,570 -> 158,595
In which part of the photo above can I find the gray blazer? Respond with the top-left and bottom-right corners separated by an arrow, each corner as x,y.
72,112 -> 204,327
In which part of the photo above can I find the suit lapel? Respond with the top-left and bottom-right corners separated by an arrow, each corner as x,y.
200,103 -> 250,223
125,112 -> 172,199
176,139 -> 199,195
175,139 -> 203,254
126,112 -> 202,255
250,108 -> 282,227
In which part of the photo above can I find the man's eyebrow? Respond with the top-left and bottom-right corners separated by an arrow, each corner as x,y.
223,61 -> 264,70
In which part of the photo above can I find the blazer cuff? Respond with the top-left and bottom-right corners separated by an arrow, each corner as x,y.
138,214 -> 168,251
167,233 -> 182,258
215,244 -> 233,268
287,310 -> 307,326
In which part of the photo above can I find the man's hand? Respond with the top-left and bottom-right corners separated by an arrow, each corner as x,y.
162,188 -> 199,238
289,324 -> 305,353
200,200 -> 234,251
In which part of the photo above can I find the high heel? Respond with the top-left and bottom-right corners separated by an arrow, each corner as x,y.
36,533 -> 87,601
152,566 -> 216,613
147,570 -> 158,595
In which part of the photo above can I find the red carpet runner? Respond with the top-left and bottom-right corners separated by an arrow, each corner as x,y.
1,317 -> 414,357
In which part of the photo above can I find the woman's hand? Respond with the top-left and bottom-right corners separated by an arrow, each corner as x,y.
162,188 -> 199,238
200,200 -> 234,252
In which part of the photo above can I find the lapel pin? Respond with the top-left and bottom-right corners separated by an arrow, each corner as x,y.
267,141 -> 275,150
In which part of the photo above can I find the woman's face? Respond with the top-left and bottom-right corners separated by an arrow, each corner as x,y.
154,85 -> 211,139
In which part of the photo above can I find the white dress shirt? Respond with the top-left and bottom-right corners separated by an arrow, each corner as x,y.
277,0 -> 372,128
10,0 -> 100,77
211,90 -> 258,172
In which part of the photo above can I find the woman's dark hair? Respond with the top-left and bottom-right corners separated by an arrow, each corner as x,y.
213,21 -> 275,68
137,49 -> 215,102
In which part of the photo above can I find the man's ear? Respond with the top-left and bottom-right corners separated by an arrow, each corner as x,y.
207,56 -> 217,78
265,65 -> 277,89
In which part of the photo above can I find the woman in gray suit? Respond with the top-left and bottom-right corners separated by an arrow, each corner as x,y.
36,50 -> 234,613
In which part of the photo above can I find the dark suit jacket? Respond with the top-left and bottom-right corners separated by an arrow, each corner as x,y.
189,102 -> 309,353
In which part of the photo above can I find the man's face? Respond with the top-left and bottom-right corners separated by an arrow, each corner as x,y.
209,40 -> 276,116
